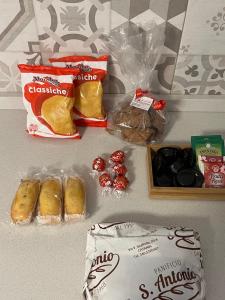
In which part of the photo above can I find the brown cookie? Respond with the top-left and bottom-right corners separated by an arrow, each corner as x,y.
121,127 -> 156,145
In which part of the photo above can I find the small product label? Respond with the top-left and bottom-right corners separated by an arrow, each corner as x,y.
130,95 -> 153,111
201,156 -> 225,188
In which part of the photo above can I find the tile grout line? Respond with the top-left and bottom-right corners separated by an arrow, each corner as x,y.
170,0 -> 190,95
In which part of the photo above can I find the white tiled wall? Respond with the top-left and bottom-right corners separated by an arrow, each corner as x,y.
180,0 -> 225,55
0,0 -> 225,99
173,0 -> 225,95
33,0 -> 110,53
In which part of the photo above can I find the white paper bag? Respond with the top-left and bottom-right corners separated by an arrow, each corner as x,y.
83,222 -> 205,300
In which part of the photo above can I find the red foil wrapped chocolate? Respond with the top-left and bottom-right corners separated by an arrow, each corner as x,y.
110,150 -> 125,164
92,157 -> 106,172
99,173 -> 113,187
113,164 -> 127,176
113,175 -> 129,190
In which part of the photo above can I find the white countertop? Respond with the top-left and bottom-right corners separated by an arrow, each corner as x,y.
0,110 -> 225,300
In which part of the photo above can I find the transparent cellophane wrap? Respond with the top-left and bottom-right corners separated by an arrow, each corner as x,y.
8,167 -> 86,226
10,174 -> 40,225
36,174 -> 63,225
103,22 -> 167,145
63,171 -> 86,223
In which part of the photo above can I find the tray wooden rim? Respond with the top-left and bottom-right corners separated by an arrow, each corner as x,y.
147,143 -> 225,200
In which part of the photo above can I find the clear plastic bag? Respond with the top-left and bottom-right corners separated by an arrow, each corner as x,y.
36,175 -> 63,225
63,172 -> 86,223
8,167 -> 87,226
10,178 -> 40,225
103,22 -> 167,145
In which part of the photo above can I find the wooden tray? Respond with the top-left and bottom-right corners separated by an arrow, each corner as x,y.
147,143 -> 225,200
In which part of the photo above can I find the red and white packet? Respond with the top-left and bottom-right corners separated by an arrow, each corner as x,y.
18,64 -> 80,139
49,55 -> 108,127
200,155 -> 225,188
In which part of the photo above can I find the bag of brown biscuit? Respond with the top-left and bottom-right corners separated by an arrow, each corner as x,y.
103,22 -> 167,145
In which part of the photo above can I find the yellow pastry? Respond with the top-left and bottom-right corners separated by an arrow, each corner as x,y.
64,177 -> 85,222
41,95 -> 76,135
74,81 -> 105,119
11,180 -> 40,224
38,178 -> 62,224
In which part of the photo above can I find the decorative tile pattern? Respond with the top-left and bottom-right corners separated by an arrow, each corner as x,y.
179,0 -> 225,55
165,0 -> 188,54
152,54 -> 177,94
1,0 -> 225,98
0,52 -> 42,96
111,0 -> 165,30
110,0 -> 187,93
33,0 -> 111,54
111,0 -> 188,55
172,55 -> 225,95
106,58 -> 131,94
106,55 -> 177,95
206,7 -> 225,36
0,1 -> 39,52
42,51 -> 73,65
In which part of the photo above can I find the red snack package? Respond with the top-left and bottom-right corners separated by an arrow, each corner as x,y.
49,55 -> 108,127
18,64 -> 80,139
202,156 -> 225,188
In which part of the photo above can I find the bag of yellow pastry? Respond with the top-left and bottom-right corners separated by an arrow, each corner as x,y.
37,176 -> 63,225
49,55 -> 108,127
10,167 -> 87,225
18,64 -> 80,139
63,175 -> 86,223
11,178 -> 40,225
103,23 -> 167,145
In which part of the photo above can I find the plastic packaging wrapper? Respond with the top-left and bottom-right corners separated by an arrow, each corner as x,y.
83,222 -> 206,300
36,176 -> 63,225
8,168 -> 86,226
18,64 -> 80,139
103,23 -> 167,145
90,150 -> 130,199
64,174 -> 86,223
49,55 -> 108,127
10,178 -> 40,225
